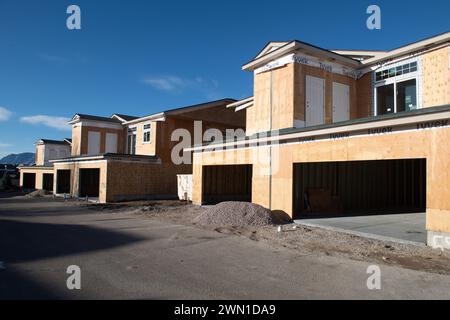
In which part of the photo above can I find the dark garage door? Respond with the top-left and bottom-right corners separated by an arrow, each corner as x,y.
79,168 -> 100,198
202,165 -> 252,205
293,159 -> 426,218
56,170 -> 71,194
22,173 -> 36,189
42,173 -> 54,191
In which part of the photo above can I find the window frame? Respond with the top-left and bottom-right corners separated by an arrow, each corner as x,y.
142,122 -> 152,144
373,58 -> 419,116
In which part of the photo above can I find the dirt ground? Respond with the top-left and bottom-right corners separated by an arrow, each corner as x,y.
80,199 -> 450,275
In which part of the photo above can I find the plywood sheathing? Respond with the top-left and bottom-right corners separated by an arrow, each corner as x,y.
191,126 -> 450,234
422,46 -> 450,107
35,144 -> 45,166
19,167 -> 54,190
105,162 -> 191,202
249,60 -> 366,136
72,125 -> 125,156
54,161 -> 108,202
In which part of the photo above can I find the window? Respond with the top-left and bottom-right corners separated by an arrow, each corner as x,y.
375,62 -> 417,81
375,59 -> 418,116
376,84 -> 394,114
396,79 -> 417,112
127,127 -> 136,154
143,123 -> 151,143
376,79 -> 417,115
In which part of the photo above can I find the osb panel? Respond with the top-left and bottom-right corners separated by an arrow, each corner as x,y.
135,120 -> 157,156
426,209 -> 450,233
19,168 -> 54,189
35,145 -> 45,166
156,116 -> 245,163
356,73 -> 373,118
54,162 -> 108,203
71,125 -> 82,156
248,70 -> 271,135
271,64 -> 295,130
192,126 -> 450,233
76,126 -> 125,156
422,46 -> 450,107
174,103 -> 246,128
106,162 -> 191,201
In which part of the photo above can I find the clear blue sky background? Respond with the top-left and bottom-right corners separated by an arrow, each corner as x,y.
0,0 -> 449,157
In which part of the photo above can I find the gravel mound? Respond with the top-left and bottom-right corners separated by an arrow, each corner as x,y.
193,201 -> 291,227
25,189 -> 51,198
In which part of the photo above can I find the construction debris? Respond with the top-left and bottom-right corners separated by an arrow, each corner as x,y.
193,201 -> 291,227
25,189 -> 51,198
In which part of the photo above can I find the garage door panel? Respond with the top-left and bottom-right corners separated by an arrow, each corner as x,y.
293,159 -> 426,218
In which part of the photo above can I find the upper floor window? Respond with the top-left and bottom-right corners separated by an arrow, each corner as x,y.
375,62 -> 417,81
374,59 -> 419,116
143,123 -> 151,143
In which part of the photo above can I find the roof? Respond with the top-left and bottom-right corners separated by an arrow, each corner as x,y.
69,113 -> 123,124
188,104 -> 450,150
124,98 -> 237,124
243,40 -> 361,71
245,30 -> 450,71
36,139 -> 71,146
111,114 -> 139,122
360,30 -> 450,65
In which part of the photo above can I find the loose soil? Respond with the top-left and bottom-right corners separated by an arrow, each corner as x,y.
83,199 -> 450,275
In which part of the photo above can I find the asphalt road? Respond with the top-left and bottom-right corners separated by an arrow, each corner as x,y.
1,195 -> 450,299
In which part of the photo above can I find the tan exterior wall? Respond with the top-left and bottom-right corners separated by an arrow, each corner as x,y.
19,167 -> 54,190
192,126 -> 450,235
71,125 -> 82,156
134,121 -> 157,156
247,61 -> 365,136
35,145 -> 45,166
106,162 -> 191,202
247,64 -> 295,136
54,161 -> 108,203
355,73 -> 373,118
72,125 -> 125,156
422,46 -> 450,107
54,160 -> 191,203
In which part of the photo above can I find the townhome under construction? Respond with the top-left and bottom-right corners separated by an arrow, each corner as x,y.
19,99 -> 245,202
187,32 -> 450,249
18,31 -> 450,249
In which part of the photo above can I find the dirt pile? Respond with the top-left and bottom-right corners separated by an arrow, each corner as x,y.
25,190 -> 51,198
193,201 -> 291,227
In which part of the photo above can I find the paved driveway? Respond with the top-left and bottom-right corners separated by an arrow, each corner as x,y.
0,196 -> 448,299
296,212 -> 426,245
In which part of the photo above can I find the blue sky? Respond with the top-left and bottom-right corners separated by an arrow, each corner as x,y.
0,0 -> 448,157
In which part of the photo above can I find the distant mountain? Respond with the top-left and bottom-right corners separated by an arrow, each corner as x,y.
0,153 -> 35,165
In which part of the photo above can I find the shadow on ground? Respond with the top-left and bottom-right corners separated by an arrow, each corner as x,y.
0,219 -> 145,263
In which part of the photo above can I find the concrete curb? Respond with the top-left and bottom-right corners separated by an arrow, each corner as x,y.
294,220 -> 427,248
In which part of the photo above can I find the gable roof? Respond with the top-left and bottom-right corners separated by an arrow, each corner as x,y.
68,113 -> 123,124
243,40 -> 361,71
36,139 -> 71,146
123,98 -> 237,124
246,31 -> 450,72
111,114 -> 139,122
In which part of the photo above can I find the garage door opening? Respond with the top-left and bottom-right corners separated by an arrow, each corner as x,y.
22,173 -> 36,189
79,168 -> 100,198
293,159 -> 426,219
202,165 -> 252,205
56,170 -> 71,194
42,173 -> 54,192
